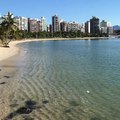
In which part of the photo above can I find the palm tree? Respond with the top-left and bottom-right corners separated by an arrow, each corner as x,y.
0,12 -> 18,47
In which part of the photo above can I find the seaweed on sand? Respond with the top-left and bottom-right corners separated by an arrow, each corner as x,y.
4,100 -> 37,120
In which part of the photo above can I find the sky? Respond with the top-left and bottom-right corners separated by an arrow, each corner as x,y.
0,0 -> 120,25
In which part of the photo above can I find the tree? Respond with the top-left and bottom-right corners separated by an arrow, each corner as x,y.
0,12 -> 18,47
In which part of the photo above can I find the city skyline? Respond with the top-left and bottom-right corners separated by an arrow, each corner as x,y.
0,0 -> 120,25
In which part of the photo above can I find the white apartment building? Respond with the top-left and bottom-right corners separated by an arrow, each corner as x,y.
14,16 -> 28,31
67,22 -> 80,32
100,20 -> 113,34
41,16 -> 47,31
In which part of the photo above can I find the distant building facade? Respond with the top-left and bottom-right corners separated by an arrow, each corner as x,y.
90,16 -> 100,34
49,24 -> 52,33
60,21 -> 67,32
85,21 -> 90,33
28,18 -> 39,33
41,16 -> 47,31
100,20 -> 108,28
20,17 -> 28,31
107,27 -> 113,35
80,23 -> 85,33
101,27 -> 108,34
14,16 -> 28,31
100,20 -> 113,35
100,20 -> 108,34
67,22 -> 80,32
52,15 -> 59,32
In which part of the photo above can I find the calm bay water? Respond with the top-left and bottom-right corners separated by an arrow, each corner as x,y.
8,39 -> 120,120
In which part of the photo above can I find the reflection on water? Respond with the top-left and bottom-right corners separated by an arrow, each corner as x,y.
6,39 -> 120,120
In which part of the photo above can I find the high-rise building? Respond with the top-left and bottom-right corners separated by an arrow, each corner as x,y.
41,17 -> 47,31
47,25 -> 50,32
20,17 -> 28,31
28,18 -> 39,33
67,22 -> 80,32
100,20 -> 112,34
52,15 -> 59,32
100,20 -> 108,28
107,27 -> 113,35
60,21 -> 67,32
100,20 -> 108,34
90,16 -> 100,34
107,22 -> 112,27
80,23 -> 85,33
37,20 -> 42,32
49,24 -> 52,33
14,16 -> 28,31
85,21 -> 90,33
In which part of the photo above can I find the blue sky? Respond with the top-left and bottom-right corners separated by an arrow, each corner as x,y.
0,0 -> 120,25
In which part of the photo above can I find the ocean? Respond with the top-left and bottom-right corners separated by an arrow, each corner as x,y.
6,39 -> 120,120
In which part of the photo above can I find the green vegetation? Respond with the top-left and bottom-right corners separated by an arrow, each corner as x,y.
17,30 -> 108,39
0,12 -> 108,46
114,30 -> 120,35
0,12 -> 18,46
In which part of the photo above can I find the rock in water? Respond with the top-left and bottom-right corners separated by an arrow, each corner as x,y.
16,107 -> 32,114
86,90 -> 90,93
42,100 -> 49,104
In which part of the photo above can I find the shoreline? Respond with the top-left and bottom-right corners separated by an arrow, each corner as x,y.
0,36 -> 117,119
0,36 -> 111,62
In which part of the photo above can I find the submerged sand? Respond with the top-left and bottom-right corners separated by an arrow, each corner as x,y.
0,37 -> 109,119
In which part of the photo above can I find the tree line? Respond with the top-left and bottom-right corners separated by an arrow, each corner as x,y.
18,30 -> 108,39
0,12 -> 108,46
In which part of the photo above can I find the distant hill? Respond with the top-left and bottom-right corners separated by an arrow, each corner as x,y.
113,25 -> 120,31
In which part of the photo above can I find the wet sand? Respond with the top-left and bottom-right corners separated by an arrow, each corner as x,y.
0,53 -> 21,119
0,39 -> 24,119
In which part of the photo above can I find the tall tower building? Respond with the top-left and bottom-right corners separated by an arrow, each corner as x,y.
100,20 -> 112,34
90,16 -> 100,34
20,17 -> 28,31
49,24 -> 52,33
60,21 -> 67,32
28,18 -> 39,33
80,23 -> 85,33
107,27 -> 113,35
41,16 -> 47,31
85,21 -> 90,33
100,20 -> 108,34
100,20 -> 107,28
52,15 -> 59,32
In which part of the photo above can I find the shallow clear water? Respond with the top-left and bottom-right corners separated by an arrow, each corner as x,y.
8,39 -> 120,120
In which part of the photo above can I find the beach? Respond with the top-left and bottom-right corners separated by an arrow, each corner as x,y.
0,40 -> 21,119
0,37 -> 110,62
0,37 -> 111,119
